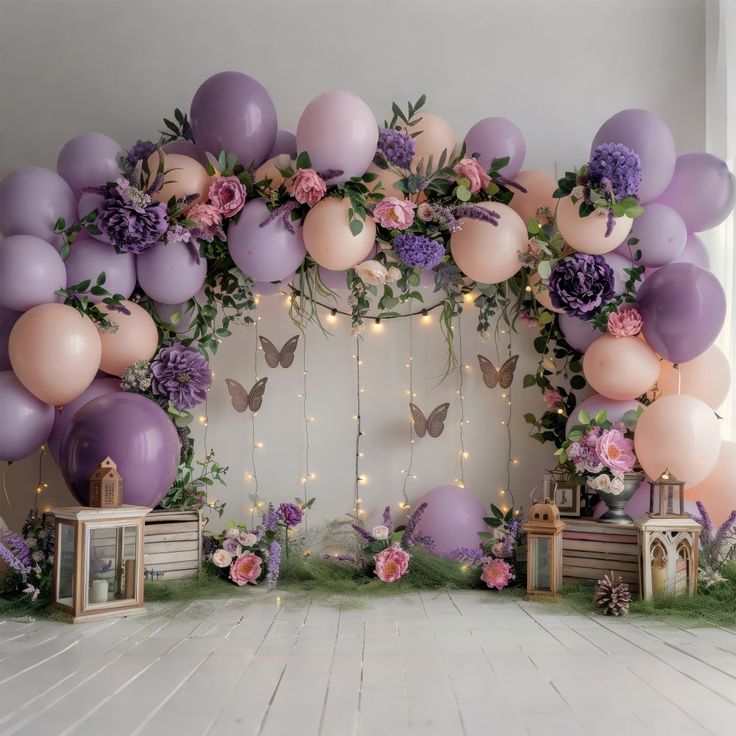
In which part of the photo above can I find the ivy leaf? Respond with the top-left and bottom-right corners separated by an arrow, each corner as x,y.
594,410 -> 608,425
577,409 -> 591,425
523,374 -> 536,388
524,412 -> 537,425
349,219 -> 363,237
570,375 -> 586,390
296,151 -> 312,170
537,260 -> 552,280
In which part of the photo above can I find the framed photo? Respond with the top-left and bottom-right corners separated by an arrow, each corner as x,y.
554,481 -> 581,516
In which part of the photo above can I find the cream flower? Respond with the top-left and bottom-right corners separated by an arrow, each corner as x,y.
355,259 -> 388,286
372,525 -> 389,540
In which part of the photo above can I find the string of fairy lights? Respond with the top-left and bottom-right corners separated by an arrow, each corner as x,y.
298,331 -> 316,528
495,324 -> 518,512
454,314 -> 468,490
353,336 -> 364,519
399,315 -> 416,512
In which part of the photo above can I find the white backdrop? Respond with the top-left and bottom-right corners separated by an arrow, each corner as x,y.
0,0 -> 709,531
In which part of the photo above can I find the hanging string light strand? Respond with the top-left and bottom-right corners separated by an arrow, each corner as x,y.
400,315 -> 415,511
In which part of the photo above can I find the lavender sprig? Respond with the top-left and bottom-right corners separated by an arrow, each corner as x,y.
259,200 -> 300,234
445,545 -> 484,565
382,506 -> 394,535
402,502 -> 428,548
454,203 -> 500,226
695,501 -> 714,535
351,524 -> 375,544
493,175 -> 528,193
714,510 -> 736,548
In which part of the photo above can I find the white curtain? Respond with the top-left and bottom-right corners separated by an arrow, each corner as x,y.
706,0 -> 735,440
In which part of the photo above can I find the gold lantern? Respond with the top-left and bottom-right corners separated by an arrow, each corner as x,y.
52,505 -> 151,622
522,498 -> 565,600
89,457 -> 123,508
648,471 -> 685,517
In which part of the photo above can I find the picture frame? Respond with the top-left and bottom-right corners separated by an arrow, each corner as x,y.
553,481 -> 581,517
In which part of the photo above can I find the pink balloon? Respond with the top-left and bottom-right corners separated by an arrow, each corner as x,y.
528,272 -> 563,313
136,239 -> 207,304
0,307 -> 21,371
146,153 -> 211,209
409,113 -> 456,168
97,300 -> 159,377
296,91 -> 378,183
634,394 -> 721,487
65,237 -> 136,302
685,441 -> 736,525
583,335 -> 660,400
413,485 -> 489,557
57,133 -> 122,196
628,203 -> 686,266
566,394 -> 644,435
656,344 -> 731,410
558,313 -> 600,352
0,235 -> 66,311
673,233 -> 710,269
463,117 -> 525,176
508,170 -> 557,224
556,195 -> 632,255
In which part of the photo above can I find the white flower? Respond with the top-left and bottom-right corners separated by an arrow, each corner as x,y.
224,528 -> 240,539
608,475 -> 625,495
386,266 -> 402,284
588,474 -> 611,491
212,549 -> 232,568
372,525 -> 389,540
238,532 -> 258,547
355,259 -> 388,287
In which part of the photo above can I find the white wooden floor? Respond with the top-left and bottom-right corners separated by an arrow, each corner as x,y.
1,592 -> 735,736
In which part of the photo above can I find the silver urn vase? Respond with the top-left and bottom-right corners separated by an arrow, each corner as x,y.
589,471 -> 643,525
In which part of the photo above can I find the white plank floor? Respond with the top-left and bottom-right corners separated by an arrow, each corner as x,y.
1,592 -> 735,736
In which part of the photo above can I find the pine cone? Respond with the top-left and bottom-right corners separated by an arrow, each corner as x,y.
594,571 -> 631,616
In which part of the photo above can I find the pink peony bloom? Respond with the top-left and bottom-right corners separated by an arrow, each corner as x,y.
229,551 -> 262,586
607,305 -> 643,337
595,428 -> 636,473
209,176 -> 246,218
453,157 -> 491,193
518,309 -> 538,328
188,203 -> 224,241
286,168 -> 327,207
544,388 -> 563,409
481,558 -> 514,590
372,197 -> 416,230
374,544 -> 411,583
417,203 -> 435,222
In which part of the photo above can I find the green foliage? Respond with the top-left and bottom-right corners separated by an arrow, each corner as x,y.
56,271 -> 129,331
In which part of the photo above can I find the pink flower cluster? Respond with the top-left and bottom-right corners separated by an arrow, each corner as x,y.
188,203 -> 225,241
286,168 -> 327,206
453,157 -> 491,193
566,425 -> 604,474
229,551 -> 263,586
372,196 -> 416,230
208,176 -> 246,217
374,544 -> 411,583
543,388 -> 563,409
481,558 -> 514,590
607,305 -> 643,337
567,424 -> 636,475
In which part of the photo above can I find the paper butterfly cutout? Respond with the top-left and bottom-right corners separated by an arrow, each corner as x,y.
409,402 -> 450,438
260,335 -> 299,369
225,377 -> 268,413
477,354 -> 518,389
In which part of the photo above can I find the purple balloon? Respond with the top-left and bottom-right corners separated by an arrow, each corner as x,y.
0,235 -> 66,311
413,485 -> 489,557
136,239 -> 207,304
0,167 -> 77,251
638,262 -> 726,364
57,133 -> 122,196
318,267 -> 349,292
673,233 -> 710,269
0,307 -> 21,372
558,313 -> 600,353
463,117 -> 526,176
77,192 -> 112,245
268,130 -> 297,159
47,377 -> 121,465
252,280 -> 290,297
566,394 -> 644,435
190,71 -> 277,168
591,109 -> 676,203
64,237 -> 136,302
228,199 -> 307,282
62,392 -> 180,507
656,153 -> 736,233
628,203 -> 687,266
153,288 -> 206,334
0,371 -> 55,461
161,140 -> 209,168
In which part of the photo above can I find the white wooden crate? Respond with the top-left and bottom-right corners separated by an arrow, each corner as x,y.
143,509 -> 201,581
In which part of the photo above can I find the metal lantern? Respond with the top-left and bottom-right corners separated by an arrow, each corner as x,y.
648,471 -> 685,517
89,457 -> 123,508
52,505 -> 151,623
522,498 -> 565,600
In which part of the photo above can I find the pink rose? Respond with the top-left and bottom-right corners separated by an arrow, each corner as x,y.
453,157 -> 491,193
543,389 -> 563,409
286,168 -> 327,207
417,203 -> 435,222
188,203 -> 224,241
481,558 -> 514,590
228,551 -> 262,586
491,542 -> 505,558
212,549 -> 232,568
208,176 -> 246,218
595,428 -> 636,473
372,197 -> 416,230
374,544 -> 411,583
607,305 -> 643,337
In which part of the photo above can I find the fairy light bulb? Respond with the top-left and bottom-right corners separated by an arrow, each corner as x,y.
421,310 -> 431,324
327,308 -> 337,323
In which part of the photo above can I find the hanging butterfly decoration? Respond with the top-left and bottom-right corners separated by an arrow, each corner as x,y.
259,335 -> 299,369
409,402 -> 450,438
477,354 -> 518,389
225,377 -> 268,413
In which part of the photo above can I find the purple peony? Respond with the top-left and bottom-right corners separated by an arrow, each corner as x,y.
548,253 -> 615,318
277,502 -> 303,528
588,143 -> 641,201
125,139 -> 158,169
150,343 -> 212,410
377,128 -> 416,169
393,233 -> 445,270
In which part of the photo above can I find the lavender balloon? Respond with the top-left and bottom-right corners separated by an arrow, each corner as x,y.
463,117 -> 526,176
228,199 -> 307,282
318,267 -> 349,292
673,233 -> 710,269
77,192 -> 112,245
0,371 -> 55,461
190,71 -> 277,168
656,153 -> 736,233
252,280 -> 291,297
153,288 -> 206,334
64,237 -> 136,302
57,133 -> 122,196
0,235 -> 66,311
628,203 -> 686,266
558,313 -> 600,352
591,109 -> 676,202
136,239 -> 207,304
0,307 -> 21,371
566,394 -> 643,435
161,139 -> 209,168
268,130 -> 297,159
638,263 -> 726,364
0,167 -> 77,251
62,392 -> 180,507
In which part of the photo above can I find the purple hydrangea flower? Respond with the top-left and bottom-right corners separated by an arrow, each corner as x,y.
548,253 -> 615,318
393,233 -> 445,270
277,502 -> 303,528
125,139 -> 158,169
150,343 -> 212,410
262,504 -> 279,532
377,128 -> 415,169
588,143 -> 641,201
266,541 -> 282,588
202,534 -> 219,558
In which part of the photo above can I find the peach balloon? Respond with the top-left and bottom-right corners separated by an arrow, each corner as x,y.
254,154 -> 292,190
634,394 -> 721,487
556,195 -> 632,254
657,344 -> 731,410
146,152 -> 211,208
366,164 -> 406,199
583,334 -> 660,400
685,441 -> 736,524
9,303 -> 101,406
528,272 -> 563,313
508,170 -> 558,225
410,113 -> 456,169
303,196 -> 376,271
98,300 -> 159,377
450,202 -> 528,283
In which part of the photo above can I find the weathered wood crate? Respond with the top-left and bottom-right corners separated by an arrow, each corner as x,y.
143,509 -> 201,581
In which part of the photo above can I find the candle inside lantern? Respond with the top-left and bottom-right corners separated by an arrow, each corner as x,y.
90,579 -> 109,604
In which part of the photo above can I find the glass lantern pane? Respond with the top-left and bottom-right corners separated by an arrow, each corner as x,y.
530,536 -> 551,591
85,524 -> 139,608
56,522 -> 76,607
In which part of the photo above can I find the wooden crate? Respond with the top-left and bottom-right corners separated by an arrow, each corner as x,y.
143,509 -> 201,581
